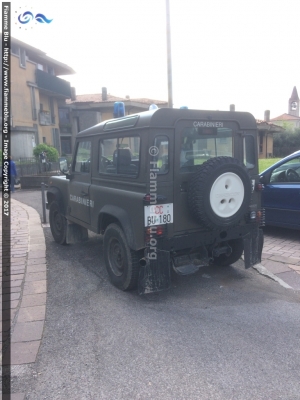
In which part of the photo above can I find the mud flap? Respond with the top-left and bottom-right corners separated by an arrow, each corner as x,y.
243,228 -> 264,269
138,249 -> 171,295
66,222 -> 88,244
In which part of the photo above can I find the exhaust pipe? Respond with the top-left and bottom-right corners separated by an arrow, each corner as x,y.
139,258 -> 147,267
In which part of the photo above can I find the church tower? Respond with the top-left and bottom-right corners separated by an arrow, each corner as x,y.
288,86 -> 299,117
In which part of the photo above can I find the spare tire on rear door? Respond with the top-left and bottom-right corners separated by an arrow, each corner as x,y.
188,157 -> 251,229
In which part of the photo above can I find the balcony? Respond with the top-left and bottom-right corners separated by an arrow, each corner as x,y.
36,69 -> 71,98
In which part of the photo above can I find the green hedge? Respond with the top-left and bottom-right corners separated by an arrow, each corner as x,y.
33,144 -> 59,162
273,129 -> 300,157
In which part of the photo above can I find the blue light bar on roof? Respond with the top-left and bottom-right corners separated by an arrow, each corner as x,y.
113,102 -> 125,118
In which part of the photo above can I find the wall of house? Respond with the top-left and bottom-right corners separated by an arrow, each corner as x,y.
38,93 -> 60,148
11,56 -> 36,127
11,130 -> 36,159
78,111 -> 101,132
258,131 -> 274,159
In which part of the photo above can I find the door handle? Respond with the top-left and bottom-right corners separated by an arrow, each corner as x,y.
81,191 -> 88,197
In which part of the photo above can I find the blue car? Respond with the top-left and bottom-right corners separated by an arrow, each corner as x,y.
260,150 -> 300,229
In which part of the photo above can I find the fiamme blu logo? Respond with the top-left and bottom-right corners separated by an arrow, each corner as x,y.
15,7 -> 53,28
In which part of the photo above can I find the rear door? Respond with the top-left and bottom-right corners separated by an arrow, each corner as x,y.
173,119 -> 238,233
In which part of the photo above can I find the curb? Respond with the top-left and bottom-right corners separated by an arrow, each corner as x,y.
1,198 -> 47,399
253,263 -> 293,289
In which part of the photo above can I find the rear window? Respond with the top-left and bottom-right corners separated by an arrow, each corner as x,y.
180,127 -> 233,171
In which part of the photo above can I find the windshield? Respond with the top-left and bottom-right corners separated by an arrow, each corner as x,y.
180,127 -> 233,172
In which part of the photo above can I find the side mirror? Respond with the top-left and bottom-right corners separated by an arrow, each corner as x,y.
59,158 -> 69,174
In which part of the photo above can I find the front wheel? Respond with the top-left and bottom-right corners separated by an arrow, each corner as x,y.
103,223 -> 140,291
49,201 -> 67,245
213,238 -> 244,266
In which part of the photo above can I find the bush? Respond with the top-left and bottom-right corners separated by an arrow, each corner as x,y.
33,144 -> 59,162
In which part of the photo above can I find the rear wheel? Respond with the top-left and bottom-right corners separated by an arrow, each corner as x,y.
213,238 -> 244,266
103,223 -> 139,291
49,201 -> 67,245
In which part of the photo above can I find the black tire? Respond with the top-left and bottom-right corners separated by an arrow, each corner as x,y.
188,157 -> 251,229
103,223 -> 140,291
49,201 -> 67,245
213,238 -> 244,266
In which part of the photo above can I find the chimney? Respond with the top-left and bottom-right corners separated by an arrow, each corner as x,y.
230,104 -> 235,111
70,87 -> 76,101
102,87 -> 107,101
264,110 -> 270,122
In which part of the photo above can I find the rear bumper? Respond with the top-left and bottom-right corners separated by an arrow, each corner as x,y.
158,224 -> 260,252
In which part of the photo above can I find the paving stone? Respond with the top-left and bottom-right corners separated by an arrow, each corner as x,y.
8,393 -> 26,400
269,255 -> 300,265
2,273 -> 24,281
260,260 -> 291,274
11,341 -> 40,365
29,244 -> 46,251
3,286 -> 21,294
2,300 -> 19,309
30,238 -> 45,246
12,320 -> 44,342
10,280 -> 23,288
26,264 -> 47,273
2,292 -> 20,302
28,250 -> 46,259
276,270 -> 300,290
17,305 -> 46,323
21,293 -> 46,307
25,271 -> 46,282
23,280 -> 46,295
289,264 -> 300,271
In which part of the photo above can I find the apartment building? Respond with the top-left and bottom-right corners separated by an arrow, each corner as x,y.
6,36 -> 75,159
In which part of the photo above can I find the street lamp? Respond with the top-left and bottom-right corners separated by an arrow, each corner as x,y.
166,0 -> 173,108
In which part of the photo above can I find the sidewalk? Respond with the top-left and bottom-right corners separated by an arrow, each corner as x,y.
1,198 -> 47,400
259,229 -> 300,290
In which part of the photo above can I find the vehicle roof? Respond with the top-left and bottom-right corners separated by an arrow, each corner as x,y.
77,108 -> 258,137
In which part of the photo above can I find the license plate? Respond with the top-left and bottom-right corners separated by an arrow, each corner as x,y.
144,203 -> 173,226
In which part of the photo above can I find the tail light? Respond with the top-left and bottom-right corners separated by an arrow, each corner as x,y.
255,183 -> 264,191
145,225 -> 166,244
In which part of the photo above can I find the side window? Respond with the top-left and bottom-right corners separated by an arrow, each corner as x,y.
153,136 -> 169,174
99,136 -> 140,177
243,135 -> 255,169
270,157 -> 300,183
74,141 -> 91,173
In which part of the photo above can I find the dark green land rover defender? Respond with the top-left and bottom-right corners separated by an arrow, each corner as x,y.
47,107 -> 264,294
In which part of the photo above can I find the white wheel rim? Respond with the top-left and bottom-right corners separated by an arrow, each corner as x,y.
210,172 -> 244,218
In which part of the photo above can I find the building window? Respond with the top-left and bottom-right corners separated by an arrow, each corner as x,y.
11,44 -> 19,55
48,66 -> 55,75
49,98 -> 55,124
20,48 -> 26,68
52,128 -> 60,153
43,137 -> 47,144
61,137 -> 72,155
30,87 -> 37,120
59,108 -> 72,133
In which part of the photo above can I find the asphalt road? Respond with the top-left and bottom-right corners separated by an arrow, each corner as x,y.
12,189 -> 300,399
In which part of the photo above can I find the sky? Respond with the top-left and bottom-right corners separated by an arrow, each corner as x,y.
10,0 -> 300,120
